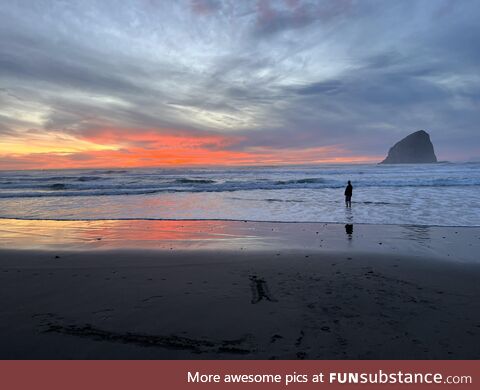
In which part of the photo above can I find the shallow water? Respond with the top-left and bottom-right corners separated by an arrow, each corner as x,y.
0,163 -> 479,226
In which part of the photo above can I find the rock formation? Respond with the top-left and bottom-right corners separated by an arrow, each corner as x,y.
380,130 -> 437,164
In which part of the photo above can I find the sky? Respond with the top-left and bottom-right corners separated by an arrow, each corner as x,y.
1,0 -> 479,169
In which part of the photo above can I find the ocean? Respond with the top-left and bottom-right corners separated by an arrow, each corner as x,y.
0,163 -> 479,226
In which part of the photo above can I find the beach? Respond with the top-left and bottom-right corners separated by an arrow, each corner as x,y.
1,219 -> 479,359
3,2 -> 480,383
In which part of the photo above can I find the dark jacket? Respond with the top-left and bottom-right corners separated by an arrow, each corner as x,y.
344,184 -> 353,197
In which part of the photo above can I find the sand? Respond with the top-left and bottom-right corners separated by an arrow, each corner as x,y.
0,220 -> 479,359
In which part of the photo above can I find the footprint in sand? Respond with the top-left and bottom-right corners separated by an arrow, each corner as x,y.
249,275 -> 278,304
141,295 -> 163,303
295,330 -> 305,346
296,351 -> 307,359
270,334 -> 283,343
92,308 -> 114,320
41,321 -> 254,355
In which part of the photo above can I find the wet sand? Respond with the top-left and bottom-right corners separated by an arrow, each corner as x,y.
0,220 -> 479,359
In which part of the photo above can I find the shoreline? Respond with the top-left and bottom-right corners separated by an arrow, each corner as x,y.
1,216 -> 479,229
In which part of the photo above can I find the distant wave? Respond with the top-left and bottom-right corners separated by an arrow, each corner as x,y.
275,178 -> 326,185
264,198 -> 304,203
229,197 -> 305,203
0,180 -> 479,198
1,163 -> 480,199
88,170 -> 128,174
174,178 -> 216,184
77,176 -> 104,182
0,188 -> 166,198
50,183 -> 67,190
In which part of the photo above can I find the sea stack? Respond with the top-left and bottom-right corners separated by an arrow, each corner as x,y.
380,130 -> 437,164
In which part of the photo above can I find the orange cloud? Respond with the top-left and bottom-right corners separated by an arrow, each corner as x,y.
78,127 -> 239,150
0,127 -> 380,170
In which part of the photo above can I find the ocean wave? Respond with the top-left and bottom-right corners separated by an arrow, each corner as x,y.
77,176 -> 104,182
174,178 -> 216,184
275,178 -> 326,185
50,183 -> 67,190
264,198 -> 304,203
88,170 -> 128,174
1,164 -> 480,199
0,188 -> 165,198
0,180 -> 478,198
1,164 -> 479,226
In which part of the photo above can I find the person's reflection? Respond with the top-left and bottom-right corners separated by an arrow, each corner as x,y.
345,224 -> 353,240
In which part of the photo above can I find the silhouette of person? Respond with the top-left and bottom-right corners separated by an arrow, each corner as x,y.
344,180 -> 353,207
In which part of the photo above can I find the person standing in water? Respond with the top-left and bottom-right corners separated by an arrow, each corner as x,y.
344,180 -> 353,207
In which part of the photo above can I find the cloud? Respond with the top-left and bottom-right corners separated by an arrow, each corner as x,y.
1,0 -> 480,169
190,0 -> 221,15
253,0 -> 353,37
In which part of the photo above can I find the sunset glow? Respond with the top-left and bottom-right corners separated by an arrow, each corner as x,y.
1,1 -> 479,170
0,127 -> 380,169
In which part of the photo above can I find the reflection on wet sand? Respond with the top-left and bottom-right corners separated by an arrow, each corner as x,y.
345,224 -> 353,239
0,219 -> 479,262
0,219 -> 270,250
